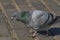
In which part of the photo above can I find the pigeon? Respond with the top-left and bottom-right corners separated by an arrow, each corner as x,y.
11,10 -> 57,37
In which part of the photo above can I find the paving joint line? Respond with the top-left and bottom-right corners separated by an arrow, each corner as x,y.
0,35 -> 10,37
12,0 -> 21,12
25,0 -> 36,10
54,0 -> 60,6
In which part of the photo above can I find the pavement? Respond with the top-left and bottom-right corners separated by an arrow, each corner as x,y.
0,0 -> 60,40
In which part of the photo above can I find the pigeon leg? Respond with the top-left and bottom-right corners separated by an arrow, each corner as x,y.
32,31 -> 37,38
28,31 -> 37,38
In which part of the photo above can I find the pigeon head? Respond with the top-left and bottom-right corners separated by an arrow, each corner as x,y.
11,11 -> 29,23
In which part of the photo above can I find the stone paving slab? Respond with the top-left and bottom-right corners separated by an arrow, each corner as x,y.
57,0 -> 60,2
15,28 -> 33,40
2,3 -> 16,10
43,0 -> 60,16
15,0 -> 27,5
0,37 -> 12,40
14,0 -> 31,10
38,35 -> 54,40
0,0 -> 12,3
30,0 -> 48,11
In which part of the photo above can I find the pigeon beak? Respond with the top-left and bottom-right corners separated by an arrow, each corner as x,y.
10,17 -> 14,21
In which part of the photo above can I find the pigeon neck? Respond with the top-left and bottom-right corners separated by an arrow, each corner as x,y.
17,12 -> 28,23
